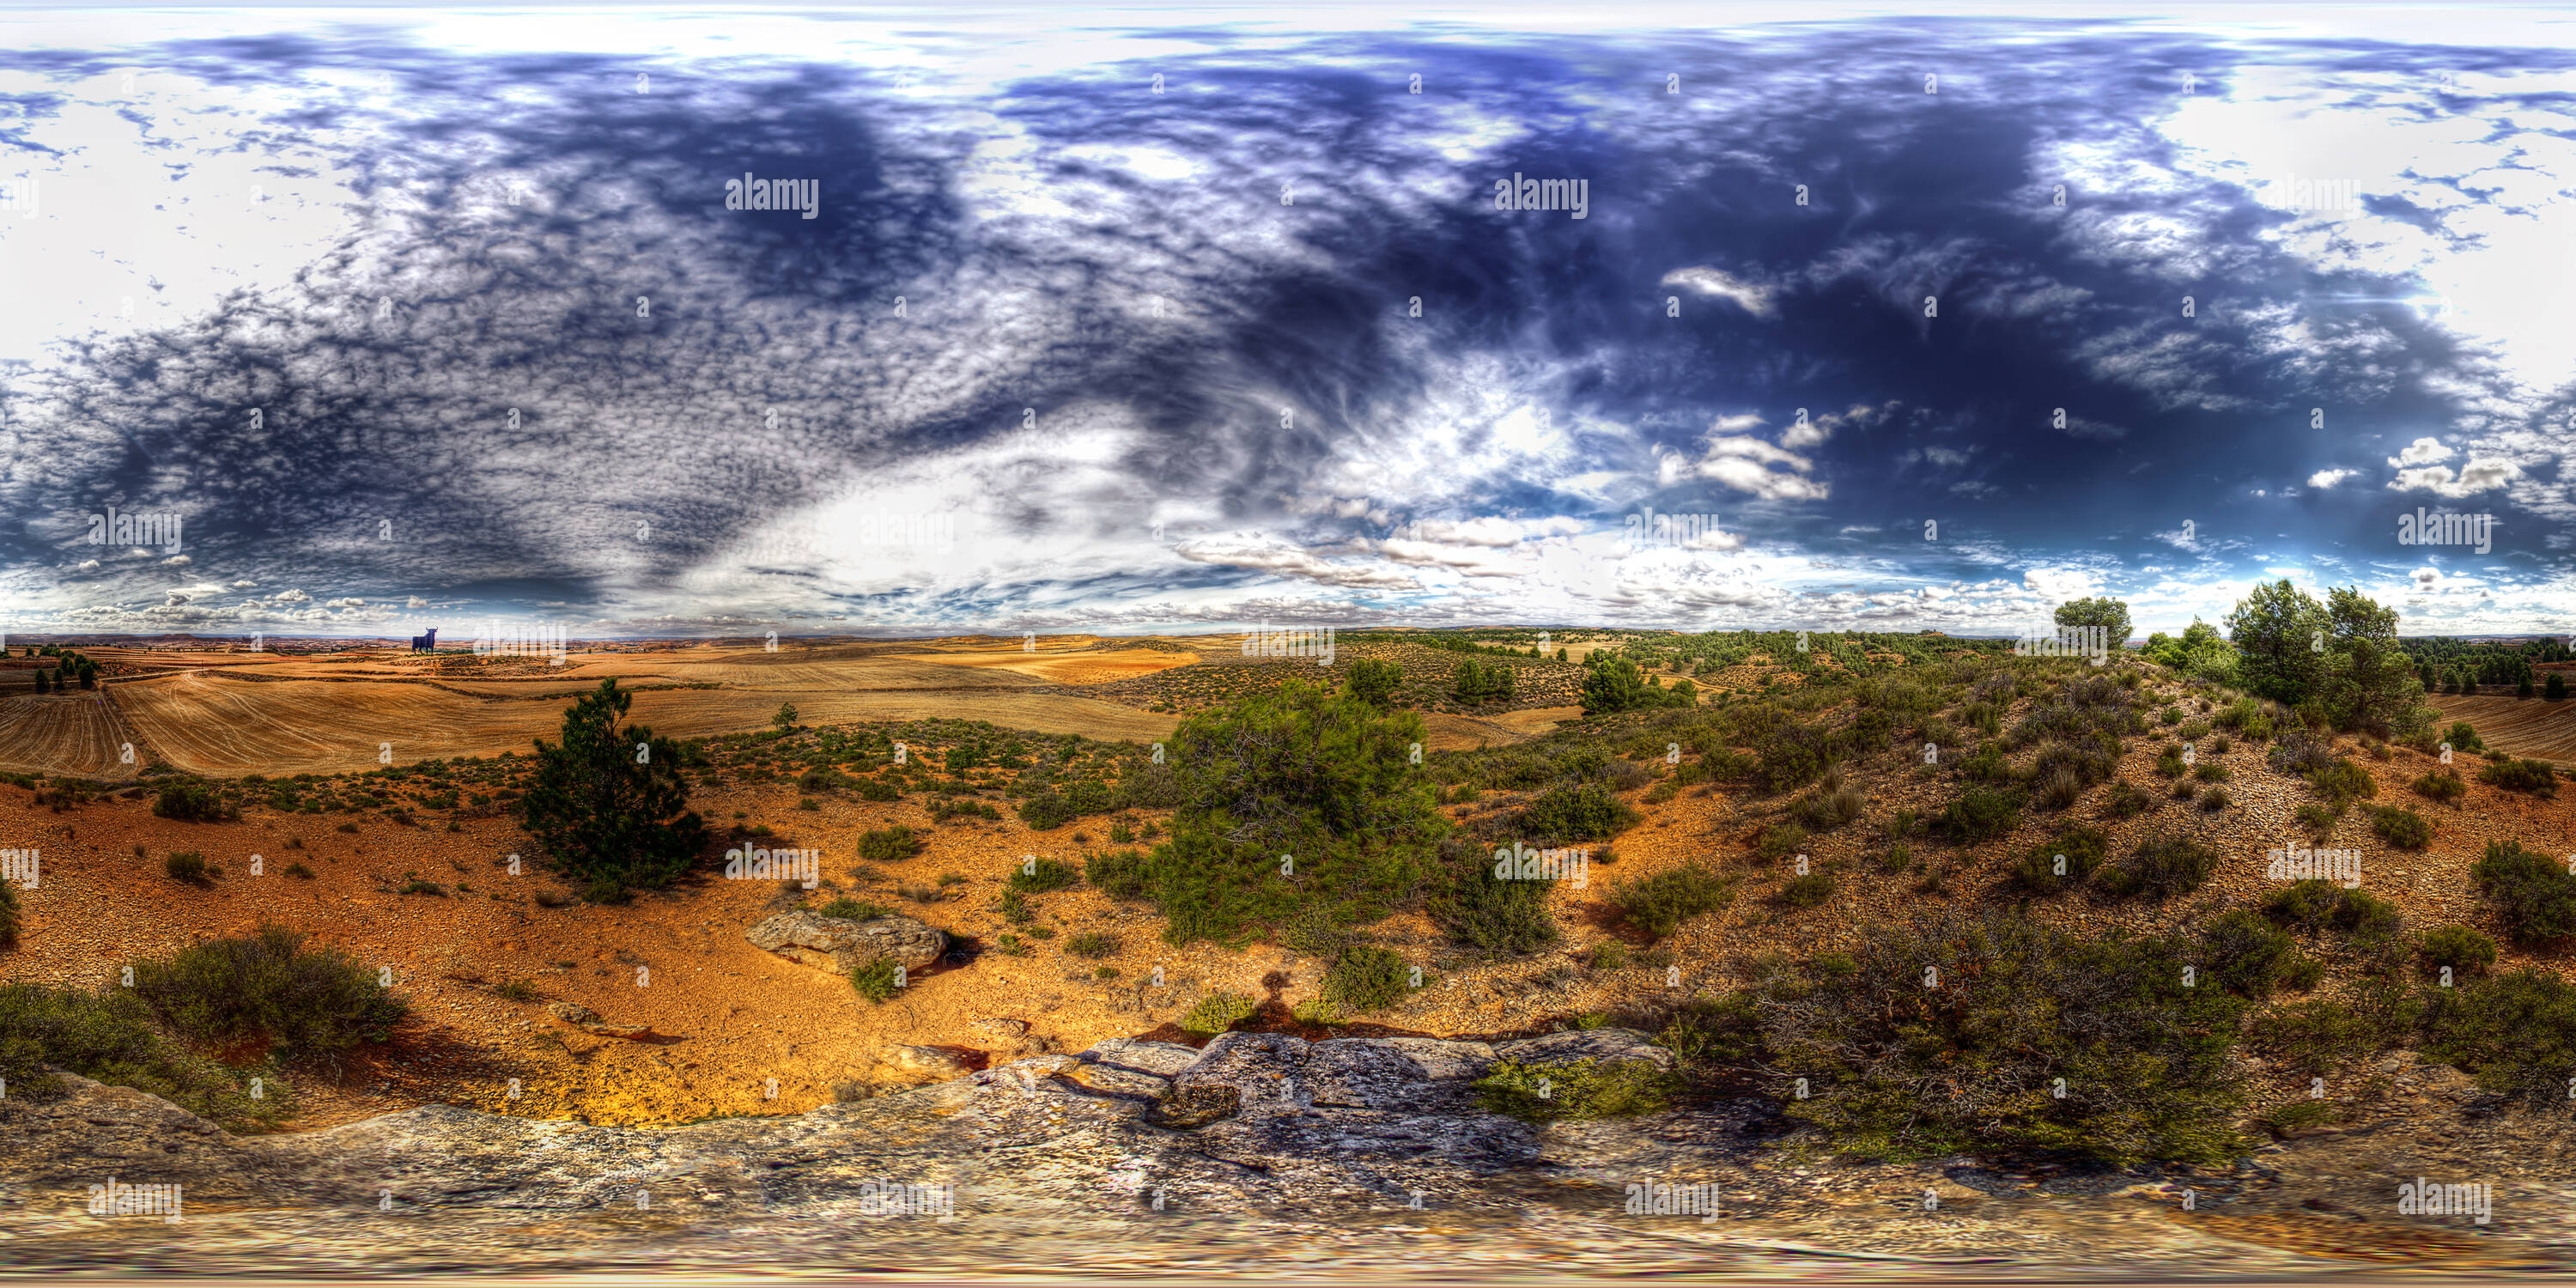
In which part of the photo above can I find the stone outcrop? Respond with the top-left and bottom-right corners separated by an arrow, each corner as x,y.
744,910 -> 946,975
7,1034 -> 2573,1273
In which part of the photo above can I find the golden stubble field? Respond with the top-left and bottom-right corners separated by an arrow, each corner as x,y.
2428,693 -> 2576,765
26,639 -> 1204,780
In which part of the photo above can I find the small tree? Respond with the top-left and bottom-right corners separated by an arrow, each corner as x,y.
773,702 -> 798,732
2053,598 -> 2135,652
1345,658 -> 1403,708
2518,677 -> 2536,699
2549,672 -> 2568,702
519,678 -> 708,898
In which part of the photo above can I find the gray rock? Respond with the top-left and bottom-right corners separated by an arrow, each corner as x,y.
875,1044 -> 973,1082
745,910 -> 946,975
1492,1027 -> 1675,1072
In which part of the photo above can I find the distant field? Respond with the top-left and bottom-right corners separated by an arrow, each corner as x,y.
0,693 -> 133,779
10,641 -> 1194,779
2429,694 -> 2576,766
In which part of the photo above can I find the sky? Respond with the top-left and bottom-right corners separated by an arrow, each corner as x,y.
2,3 -> 2573,641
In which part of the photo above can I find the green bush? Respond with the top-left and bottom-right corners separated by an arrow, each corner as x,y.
1066,932 -> 1119,958
1779,871 -> 1836,908
1008,857 -> 1079,893
1430,857 -> 1561,956
133,924 -> 407,1066
1751,914 -> 2247,1163
2479,758 -> 2560,799
2251,993 -> 2409,1075
850,957 -> 902,1003
2472,840 -> 2576,945
1180,991 -> 1258,1035
1084,848 -> 1152,901
2418,924 -> 2497,979
1472,1056 -> 1675,1122
2412,770 -> 2466,803
2445,720 -> 2486,754
2369,805 -> 2431,849
0,879 -> 16,948
164,851 -> 210,884
2012,825 -> 2108,894
1119,682 -> 1447,945
1323,945 -> 1410,1012
1518,781 -> 1641,843
815,896 -> 890,920
1345,659 -> 1404,708
0,982 -> 278,1130
1936,786 -> 2020,846
1754,823 -> 1807,863
1017,792 -> 1075,830
858,826 -> 926,861
2420,969 -> 2576,1107
2201,909 -> 2302,997
518,679 -> 708,896
153,781 -> 240,823
2097,835 -> 2219,900
2259,880 -> 2398,939
1612,865 -> 1731,938
2306,759 -> 2377,808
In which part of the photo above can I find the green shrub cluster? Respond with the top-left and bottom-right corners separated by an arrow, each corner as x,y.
1472,1056 -> 1675,1122
133,924 -> 407,1067
1611,865 -> 1731,938
1736,914 -> 2248,1163
2471,840 -> 2576,945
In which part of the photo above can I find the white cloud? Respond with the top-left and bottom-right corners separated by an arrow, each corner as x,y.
2390,458 -> 2519,496
2390,437 -> 2456,467
1659,266 -> 1777,319
1658,430 -> 1827,501
2306,467 -> 2357,489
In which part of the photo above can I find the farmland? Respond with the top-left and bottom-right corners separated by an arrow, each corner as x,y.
2427,693 -> 2576,766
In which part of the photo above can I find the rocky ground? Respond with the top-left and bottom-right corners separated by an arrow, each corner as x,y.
5,1028 -> 2572,1277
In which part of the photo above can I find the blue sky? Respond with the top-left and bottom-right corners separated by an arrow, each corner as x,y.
2,4 -> 2572,641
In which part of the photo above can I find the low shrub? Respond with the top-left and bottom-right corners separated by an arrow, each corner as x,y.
133,924 -> 406,1066
1322,945 -> 1410,1012
2369,805 -> 2431,850
152,781 -> 240,823
2198,787 -> 2230,811
816,896 -> 890,920
2011,824 -> 2109,895
1065,932 -> 1119,958
1008,858 -> 1080,894
2251,994 -> 2408,1076
2202,909 -> 2302,998
1778,871 -> 1836,908
1754,823 -> 1807,863
164,851 -> 210,884
2471,840 -> 2576,945
2100,780 -> 2152,819
2411,771 -> 2466,804
2097,835 -> 2219,901
1753,914 -> 2247,1163
2420,969 -> 2576,1107
2444,721 -> 2486,755
857,826 -> 925,861
0,982 -> 278,1129
1431,857 -> 1561,956
1181,991 -> 1258,1035
1520,781 -> 1643,842
2418,924 -> 2497,979
2307,760 -> 2377,808
1612,865 -> 1732,938
850,957 -> 902,1003
2293,802 -> 2339,835
2479,758 -> 2560,799
1472,1056 -> 1675,1122
1936,786 -> 2020,846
